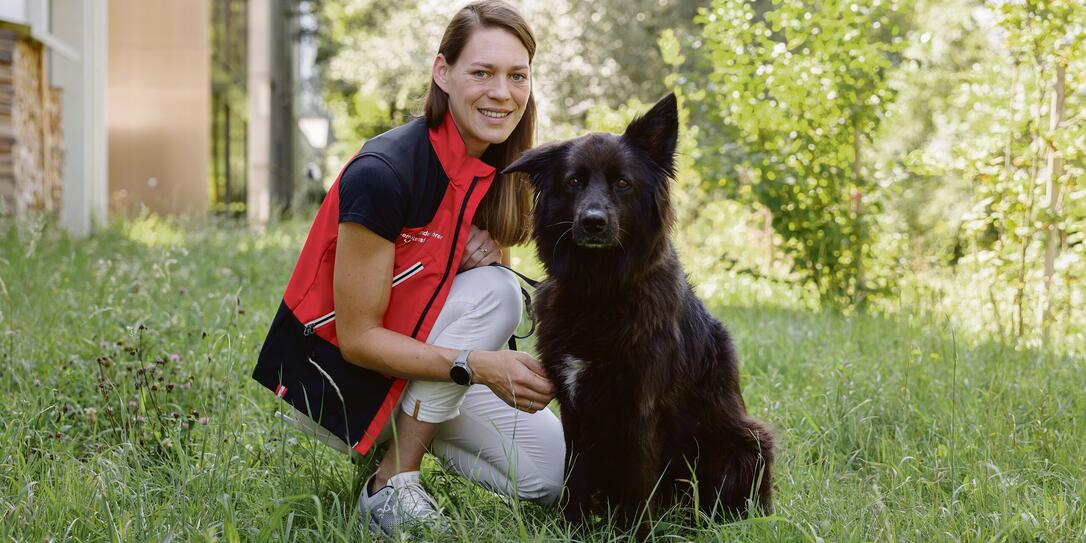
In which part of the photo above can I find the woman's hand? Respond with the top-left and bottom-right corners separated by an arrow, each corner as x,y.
469,350 -> 555,413
460,225 -> 503,271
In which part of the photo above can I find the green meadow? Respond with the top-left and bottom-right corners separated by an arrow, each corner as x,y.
1,216 -> 1083,542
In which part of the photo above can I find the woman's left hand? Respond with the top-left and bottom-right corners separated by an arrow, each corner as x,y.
460,225 -> 502,271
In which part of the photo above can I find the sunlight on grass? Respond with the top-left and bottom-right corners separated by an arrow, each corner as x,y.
121,213 -> 187,248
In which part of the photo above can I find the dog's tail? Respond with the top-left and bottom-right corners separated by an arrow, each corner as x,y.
711,417 -> 774,518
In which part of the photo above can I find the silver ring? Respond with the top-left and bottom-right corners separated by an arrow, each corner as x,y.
526,400 -> 534,411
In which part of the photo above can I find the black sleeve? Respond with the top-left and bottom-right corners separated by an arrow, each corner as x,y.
338,155 -> 408,242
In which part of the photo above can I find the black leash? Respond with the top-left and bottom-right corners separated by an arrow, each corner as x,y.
488,262 -> 541,350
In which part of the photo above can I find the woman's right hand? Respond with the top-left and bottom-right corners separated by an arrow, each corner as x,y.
469,350 -> 554,414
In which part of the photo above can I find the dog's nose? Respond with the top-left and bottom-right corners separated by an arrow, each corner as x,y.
580,209 -> 608,233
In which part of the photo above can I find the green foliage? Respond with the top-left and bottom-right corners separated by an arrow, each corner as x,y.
585,35 -> 804,303
898,0 -> 1086,342
697,0 -> 911,307
310,0 -> 449,160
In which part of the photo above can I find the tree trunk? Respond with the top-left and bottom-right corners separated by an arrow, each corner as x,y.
852,123 -> 865,307
1040,63 -> 1066,342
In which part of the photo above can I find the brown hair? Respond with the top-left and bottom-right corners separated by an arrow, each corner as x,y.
425,0 -> 536,247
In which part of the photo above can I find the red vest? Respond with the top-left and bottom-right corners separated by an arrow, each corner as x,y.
252,113 -> 496,454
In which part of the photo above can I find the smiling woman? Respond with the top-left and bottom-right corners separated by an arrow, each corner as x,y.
249,0 -> 564,539
425,7 -> 538,249
431,28 -> 532,158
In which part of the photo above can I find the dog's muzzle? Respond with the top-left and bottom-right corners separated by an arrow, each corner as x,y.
574,209 -> 617,248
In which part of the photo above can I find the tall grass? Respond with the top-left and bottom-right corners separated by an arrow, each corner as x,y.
1,215 -> 1083,541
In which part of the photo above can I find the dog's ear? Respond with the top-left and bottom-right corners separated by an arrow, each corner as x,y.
623,93 -> 678,177
502,141 -> 567,185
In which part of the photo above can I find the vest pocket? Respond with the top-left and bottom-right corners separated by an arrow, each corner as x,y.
392,260 -> 425,287
302,310 -> 336,336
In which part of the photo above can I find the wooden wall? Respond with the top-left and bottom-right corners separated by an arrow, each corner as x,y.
0,27 -> 64,217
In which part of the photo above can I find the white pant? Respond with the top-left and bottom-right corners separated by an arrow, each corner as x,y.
279,265 -> 565,505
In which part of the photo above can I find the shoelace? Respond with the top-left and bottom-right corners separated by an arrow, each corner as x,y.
397,480 -> 439,517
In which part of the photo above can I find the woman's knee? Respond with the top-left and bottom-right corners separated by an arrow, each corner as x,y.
453,266 -> 522,333
516,468 -> 564,506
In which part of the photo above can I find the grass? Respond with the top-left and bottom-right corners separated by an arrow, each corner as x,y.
1,214 -> 1084,542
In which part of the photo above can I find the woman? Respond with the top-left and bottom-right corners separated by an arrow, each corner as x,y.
250,1 -> 563,536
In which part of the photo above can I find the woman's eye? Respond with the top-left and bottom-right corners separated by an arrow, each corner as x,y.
566,178 -> 580,188
616,178 -> 631,190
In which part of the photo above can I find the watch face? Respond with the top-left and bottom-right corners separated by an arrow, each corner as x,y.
450,365 -> 471,386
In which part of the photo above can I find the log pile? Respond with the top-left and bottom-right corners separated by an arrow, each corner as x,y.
0,27 -> 64,217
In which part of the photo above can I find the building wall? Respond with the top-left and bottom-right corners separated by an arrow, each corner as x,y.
52,0 -> 108,236
107,0 -> 209,215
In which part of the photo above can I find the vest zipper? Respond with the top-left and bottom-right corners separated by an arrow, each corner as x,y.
411,176 -> 481,338
303,310 -> 336,336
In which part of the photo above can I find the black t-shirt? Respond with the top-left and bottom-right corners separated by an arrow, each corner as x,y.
337,155 -> 448,242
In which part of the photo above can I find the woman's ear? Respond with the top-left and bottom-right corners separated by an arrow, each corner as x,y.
432,54 -> 451,93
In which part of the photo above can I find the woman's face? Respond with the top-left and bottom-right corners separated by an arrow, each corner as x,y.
433,27 -> 531,158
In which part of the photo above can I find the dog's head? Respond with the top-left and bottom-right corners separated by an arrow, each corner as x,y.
503,93 -> 679,278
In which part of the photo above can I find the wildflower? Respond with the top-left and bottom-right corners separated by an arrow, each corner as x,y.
128,400 -> 138,409
136,415 -> 147,423
168,353 -> 180,363
178,287 -> 188,295
182,422 -> 189,429
100,340 -> 111,349
85,407 -> 98,423
33,378 -> 41,386
181,382 -> 192,390
198,417 -> 209,425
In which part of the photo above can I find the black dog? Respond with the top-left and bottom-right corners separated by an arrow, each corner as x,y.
504,93 -> 773,527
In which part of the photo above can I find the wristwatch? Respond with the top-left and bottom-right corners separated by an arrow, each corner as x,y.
451,349 -> 473,386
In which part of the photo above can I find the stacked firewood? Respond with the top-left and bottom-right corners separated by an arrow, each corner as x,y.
0,28 -> 64,217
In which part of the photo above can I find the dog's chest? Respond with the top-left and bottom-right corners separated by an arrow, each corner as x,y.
548,351 -> 648,414
558,354 -> 588,404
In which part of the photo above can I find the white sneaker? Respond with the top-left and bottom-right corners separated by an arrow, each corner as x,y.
358,471 -> 446,538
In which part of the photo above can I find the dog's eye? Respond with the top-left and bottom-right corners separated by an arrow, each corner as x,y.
566,178 -> 580,188
615,178 -> 631,190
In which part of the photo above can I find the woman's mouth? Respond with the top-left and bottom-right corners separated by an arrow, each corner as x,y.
479,108 -> 511,119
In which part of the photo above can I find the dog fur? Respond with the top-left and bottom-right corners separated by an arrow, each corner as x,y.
504,93 -> 774,527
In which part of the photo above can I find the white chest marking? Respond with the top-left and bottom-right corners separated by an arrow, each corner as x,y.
561,355 -> 587,404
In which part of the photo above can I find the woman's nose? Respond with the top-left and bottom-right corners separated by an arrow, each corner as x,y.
488,77 -> 512,101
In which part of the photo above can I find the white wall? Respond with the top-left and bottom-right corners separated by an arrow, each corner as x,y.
51,0 -> 108,236
0,1 -> 28,25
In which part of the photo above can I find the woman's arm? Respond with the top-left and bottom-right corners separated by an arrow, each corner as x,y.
333,221 -> 455,380
334,222 -> 553,409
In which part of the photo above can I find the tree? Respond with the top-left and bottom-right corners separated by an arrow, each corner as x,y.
898,0 -> 1085,342
698,0 -> 911,306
